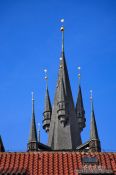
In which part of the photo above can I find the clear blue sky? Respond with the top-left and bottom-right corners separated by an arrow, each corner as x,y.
0,0 -> 116,152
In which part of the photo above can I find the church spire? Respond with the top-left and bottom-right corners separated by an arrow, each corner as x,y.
28,92 -> 38,151
76,67 -> 86,132
89,90 -> 101,152
48,20 -> 82,150
43,69 -> 52,132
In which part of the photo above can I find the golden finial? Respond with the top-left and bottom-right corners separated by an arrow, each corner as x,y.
90,90 -> 94,112
90,90 -> 93,101
60,19 -> 64,52
32,91 -> 34,101
44,69 -> 48,87
78,66 -> 81,84
60,19 -> 64,31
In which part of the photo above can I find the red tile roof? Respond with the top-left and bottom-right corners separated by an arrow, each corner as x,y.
0,152 -> 116,175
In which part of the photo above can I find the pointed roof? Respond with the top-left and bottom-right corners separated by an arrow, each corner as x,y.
44,86 -> 52,113
0,135 -> 5,152
48,23 -> 82,150
56,22 -> 73,98
90,101 -> 99,140
29,93 -> 37,143
76,85 -> 85,113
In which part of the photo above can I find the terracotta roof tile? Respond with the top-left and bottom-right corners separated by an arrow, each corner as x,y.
0,152 -> 115,175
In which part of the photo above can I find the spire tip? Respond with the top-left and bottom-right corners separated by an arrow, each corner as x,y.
60,19 -> 64,31
32,92 -> 34,101
78,66 -> 81,82
44,68 -> 48,88
90,90 -> 93,101
60,19 -> 64,52
61,19 -> 64,23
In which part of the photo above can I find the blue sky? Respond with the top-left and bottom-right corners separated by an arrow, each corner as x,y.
0,0 -> 116,151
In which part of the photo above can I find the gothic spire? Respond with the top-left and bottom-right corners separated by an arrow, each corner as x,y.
43,85 -> 52,132
76,68 -> 86,132
90,99 -> 99,140
48,20 -> 82,150
43,70 -> 52,132
58,19 -> 73,97
89,91 -> 101,152
44,86 -> 52,113
28,92 -> 38,151
76,85 -> 84,113
76,85 -> 86,131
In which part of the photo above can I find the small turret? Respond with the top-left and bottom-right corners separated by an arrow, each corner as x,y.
76,67 -> 86,132
43,69 -> 52,132
43,86 -> 52,132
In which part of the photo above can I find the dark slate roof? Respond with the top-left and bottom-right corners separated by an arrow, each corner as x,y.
76,140 -> 90,150
58,78 -> 65,103
38,142 -> 51,151
48,51 -> 82,150
90,101 -> 99,140
0,152 -> 115,175
48,28 -> 82,150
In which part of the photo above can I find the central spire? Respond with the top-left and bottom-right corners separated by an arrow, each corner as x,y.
48,20 -> 82,150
